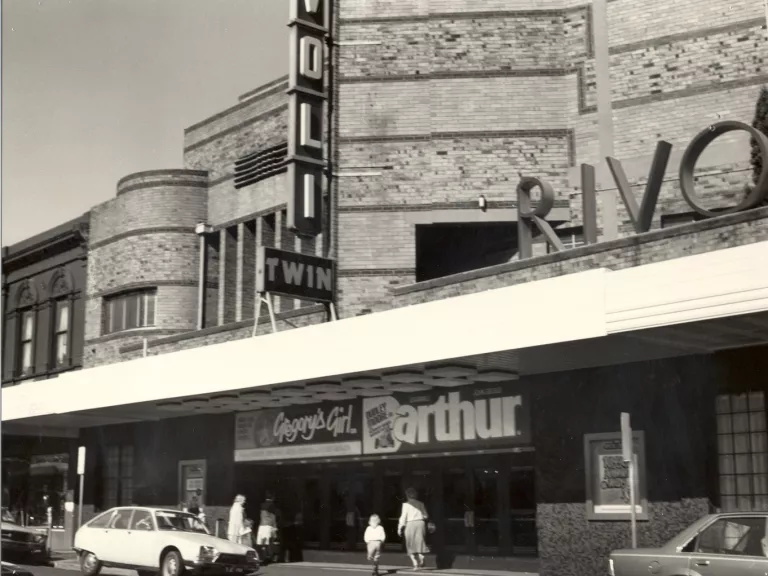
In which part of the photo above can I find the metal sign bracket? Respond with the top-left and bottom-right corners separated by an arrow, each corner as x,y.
252,292 -> 279,337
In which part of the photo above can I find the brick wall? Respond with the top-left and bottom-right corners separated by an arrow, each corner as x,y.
70,0 -> 768,368
84,170 -> 208,368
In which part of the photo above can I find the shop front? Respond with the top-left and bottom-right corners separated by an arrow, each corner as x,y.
232,382 -> 535,564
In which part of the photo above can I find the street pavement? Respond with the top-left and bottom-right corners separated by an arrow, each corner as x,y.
10,560 -> 536,576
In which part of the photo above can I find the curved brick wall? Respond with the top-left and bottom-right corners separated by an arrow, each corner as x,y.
84,170 -> 209,367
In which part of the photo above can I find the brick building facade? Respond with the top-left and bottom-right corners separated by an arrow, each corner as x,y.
4,1 -> 768,575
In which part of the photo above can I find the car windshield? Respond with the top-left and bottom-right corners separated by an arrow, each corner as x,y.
1,509 -> 16,523
155,511 -> 209,534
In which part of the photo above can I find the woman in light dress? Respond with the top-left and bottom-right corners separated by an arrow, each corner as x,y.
398,487 -> 429,570
227,494 -> 247,543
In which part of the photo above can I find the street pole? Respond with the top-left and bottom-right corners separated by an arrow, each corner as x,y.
592,0 -> 619,240
621,413 -> 637,548
629,454 -> 637,548
77,446 -> 86,531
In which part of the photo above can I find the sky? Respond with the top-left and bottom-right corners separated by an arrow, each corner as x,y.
1,0 -> 288,246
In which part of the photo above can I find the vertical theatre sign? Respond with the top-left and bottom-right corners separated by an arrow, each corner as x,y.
287,0 -> 329,236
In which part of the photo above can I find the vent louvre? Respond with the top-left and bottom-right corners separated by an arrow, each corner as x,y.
234,142 -> 288,189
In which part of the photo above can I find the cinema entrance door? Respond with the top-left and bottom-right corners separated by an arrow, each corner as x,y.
235,449 -> 536,559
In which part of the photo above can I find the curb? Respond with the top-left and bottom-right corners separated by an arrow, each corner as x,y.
52,560 -> 135,576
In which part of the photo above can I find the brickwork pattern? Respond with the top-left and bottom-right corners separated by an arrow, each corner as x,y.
338,0 -> 428,20
336,274 -> 415,318
339,21 -> 429,78
207,173 -> 287,229
90,184 -> 207,246
238,222 -> 256,321
338,135 -> 571,208
337,211 -> 415,269
219,227 -> 238,325
184,109 -> 287,185
87,234 -> 200,297
581,22 -> 766,111
338,81 -> 431,138
605,0 -> 764,46
184,88 -> 287,151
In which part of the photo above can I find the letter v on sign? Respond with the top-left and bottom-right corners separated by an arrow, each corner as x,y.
304,0 -> 321,13
606,141 -> 673,233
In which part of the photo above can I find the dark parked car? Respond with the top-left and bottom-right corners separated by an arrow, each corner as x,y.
610,512 -> 768,576
1,562 -> 34,576
1,509 -> 48,561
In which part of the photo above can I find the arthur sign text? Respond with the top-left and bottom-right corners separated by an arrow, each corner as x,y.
287,0 -> 329,237
518,120 -> 768,258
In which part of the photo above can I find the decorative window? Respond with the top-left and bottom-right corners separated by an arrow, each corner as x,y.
18,310 -> 36,377
716,392 -> 768,511
103,290 -> 156,335
53,300 -> 71,368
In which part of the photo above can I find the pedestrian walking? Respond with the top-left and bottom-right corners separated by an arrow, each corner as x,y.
398,487 -> 429,570
364,514 -> 386,576
227,494 -> 246,543
256,500 -> 278,562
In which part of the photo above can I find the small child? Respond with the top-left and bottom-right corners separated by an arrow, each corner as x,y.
364,514 -> 386,576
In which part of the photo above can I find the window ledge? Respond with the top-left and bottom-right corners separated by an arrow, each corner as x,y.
85,327 -> 185,345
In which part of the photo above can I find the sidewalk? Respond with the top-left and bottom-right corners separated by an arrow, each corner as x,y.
266,562 -> 535,575
50,556 -> 535,576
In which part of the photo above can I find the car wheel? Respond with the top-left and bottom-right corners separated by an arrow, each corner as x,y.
162,550 -> 183,576
80,551 -> 102,576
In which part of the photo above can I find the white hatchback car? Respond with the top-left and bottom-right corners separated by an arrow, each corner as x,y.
74,507 -> 259,576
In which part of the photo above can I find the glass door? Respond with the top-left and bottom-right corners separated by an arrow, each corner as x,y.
442,467 -> 471,551
472,467 -> 501,554
381,470 -> 405,551
509,467 -> 537,555
329,473 -> 350,549
301,477 -> 322,548
350,471 -> 375,550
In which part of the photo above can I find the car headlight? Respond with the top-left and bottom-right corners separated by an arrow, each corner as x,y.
198,546 -> 219,563
34,534 -> 46,544
246,550 -> 259,564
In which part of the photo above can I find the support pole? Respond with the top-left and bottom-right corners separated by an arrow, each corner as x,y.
252,293 -> 263,337
265,293 -> 278,334
77,474 -> 84,531
629,453 -> 637,548
252,293 -> 279,335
